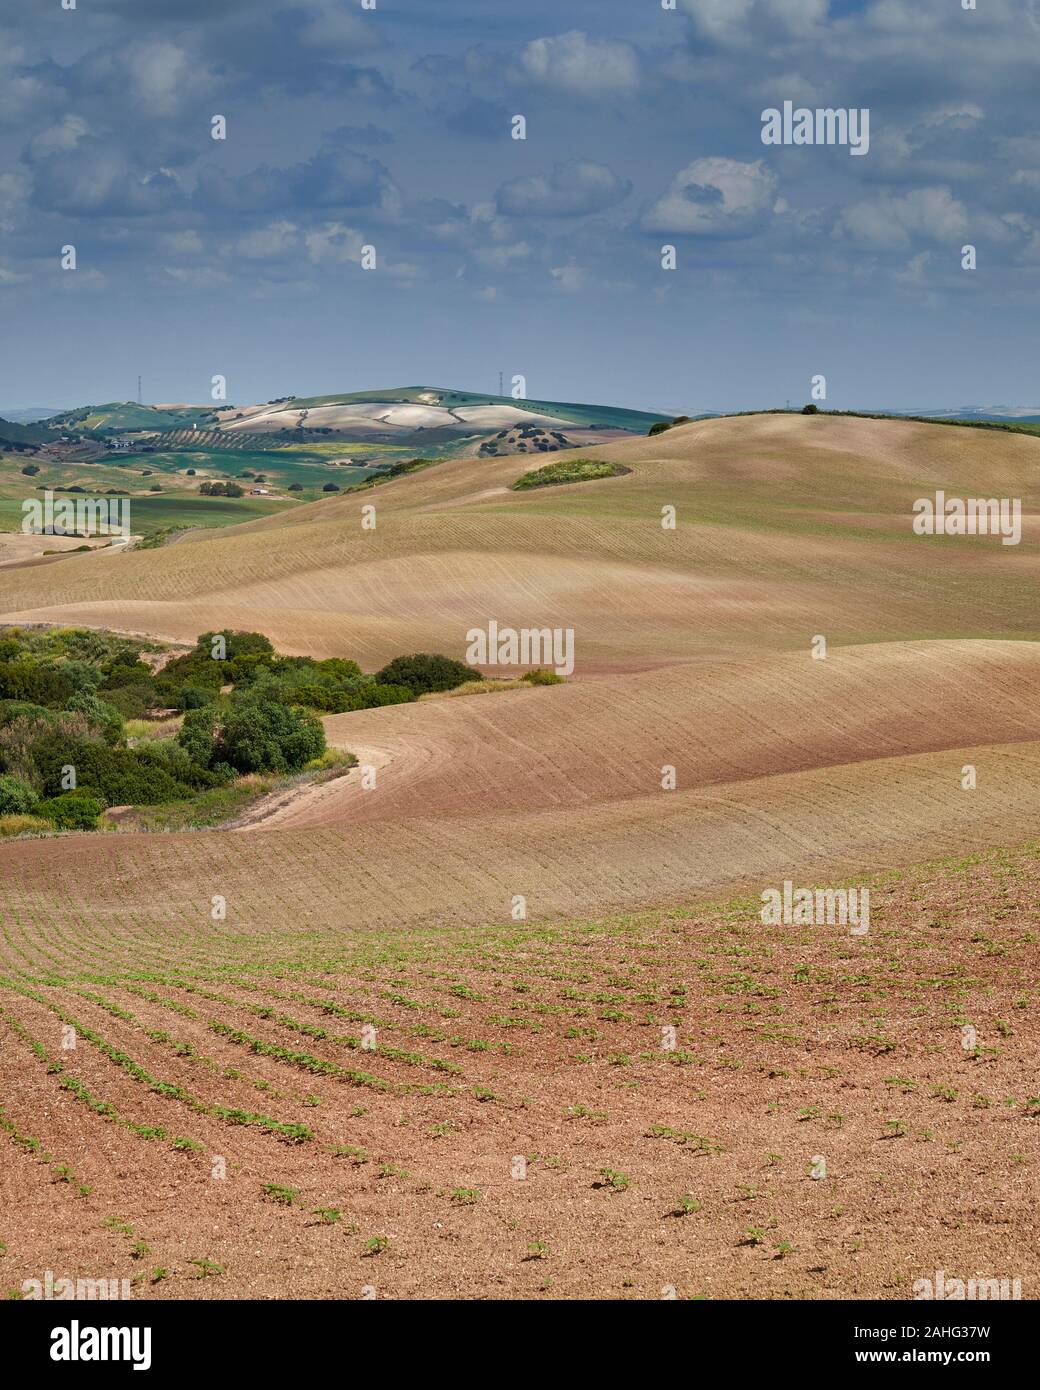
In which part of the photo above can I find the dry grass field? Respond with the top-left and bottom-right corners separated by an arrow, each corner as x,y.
1,413 -> 1038,1300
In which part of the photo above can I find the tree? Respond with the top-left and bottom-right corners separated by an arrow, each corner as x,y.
65,691 -> 125,745
177,698 -> 325,773
218,700 -> 324,773
0,773 -> 37,815
21,463 -> 40,476
35,792 -> 103,830
375,653 -> 476,696
802,403 -> 819,414
648,421 -> 671,436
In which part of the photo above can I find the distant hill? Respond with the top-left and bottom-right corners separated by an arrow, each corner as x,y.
0,416 -> 56,448
0,407 -> 65,424
12,388 -> 668,461
884,406 -> 1040,424
40,401 -> 217,433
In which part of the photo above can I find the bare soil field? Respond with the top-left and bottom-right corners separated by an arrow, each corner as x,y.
0,843 -> 1036,1299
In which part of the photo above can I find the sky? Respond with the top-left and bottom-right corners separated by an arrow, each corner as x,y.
2,0 -> 1038,415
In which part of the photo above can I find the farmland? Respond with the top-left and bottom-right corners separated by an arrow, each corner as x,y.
0,842 -> 1036,1299
1,411 -> 1038,1301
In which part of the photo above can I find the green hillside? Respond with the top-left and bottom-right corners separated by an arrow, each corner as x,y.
44,402 -> 217,433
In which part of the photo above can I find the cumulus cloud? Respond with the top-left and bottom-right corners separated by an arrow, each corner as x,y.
195,142 -> 399,218
837,187 -> 968,249
31,142 -> 183,216
681,0 -> 827,44
642,158 -> 779,237
297,1 -> 380,54
518,31 -> 639,96
26,115 -> 90,161
303,222 -> 368,265
496,161 -> 632,218
233,221 -> 301,261
549,262 -> 588,293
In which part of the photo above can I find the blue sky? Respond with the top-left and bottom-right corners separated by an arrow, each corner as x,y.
2,0 -> 1037,414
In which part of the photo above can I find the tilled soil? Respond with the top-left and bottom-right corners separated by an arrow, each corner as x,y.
1,844 -> 1037,1300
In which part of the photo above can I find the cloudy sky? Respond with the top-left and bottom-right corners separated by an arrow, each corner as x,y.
2,0 -> 1037,413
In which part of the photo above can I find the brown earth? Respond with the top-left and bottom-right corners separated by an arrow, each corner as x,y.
1,414 -> 1038,1300
0,845 -> 1036,1300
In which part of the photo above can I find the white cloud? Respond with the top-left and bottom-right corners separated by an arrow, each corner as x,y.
304,222 -> 367,265
497,161 -> 632,218
475,242 -> 532,269
681,0 -> 826,43
838,187 -> 968,249
549,263 -> 587,293
518,31 -> 639,96
158,229 -> 205,256
160,265 -> 227,288
27,115 -> 89,161
234,221 -> 300,260
642,158 -> 779,237
299,2 -> 379,54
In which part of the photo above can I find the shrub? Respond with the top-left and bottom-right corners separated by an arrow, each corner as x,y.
177,707 -> 217,767
288,483 -> 303,492
179,699 -> 325,774
32,736 -> 196,806
322,483 -> 340,493
0,773 -> 38,815
648,421 -> 672,436
521,668 -> 564,685
0,661 -> 74,707
216,700 -> 325,773
178,686 -> 213,711
802,403 -> 819,414
374,653 -> 477,696
512,459 -> 630,491
98,682 -> 157,720
65,691 -> 125,745
21,463 -> 40,476
35,793 -> 103,830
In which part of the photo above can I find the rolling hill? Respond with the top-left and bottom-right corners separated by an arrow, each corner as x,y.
2,409 -> 1039,1301
2,411 -> 1036,665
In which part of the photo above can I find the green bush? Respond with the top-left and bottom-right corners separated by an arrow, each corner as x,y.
178,686 -> 213,711
512,459 -> 630,491
217,700 -> 325,773
802,403 -> 819,414
178,699 -> 325,774
521,668 -> 564,685
36,792 -> 103,830
98,682 -> 157,720
648,421 -> 672,436
374,653 -> 477,696
0,773 -> 38,815
32,736 -> 197,806
65,691 -> 125,745
0,661 -> 74,706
